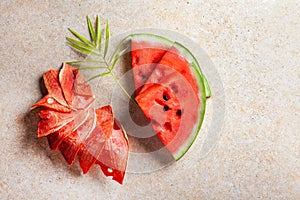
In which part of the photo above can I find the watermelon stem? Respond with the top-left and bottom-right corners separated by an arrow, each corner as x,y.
110,71 -> 136,103
65,16 -> 136,104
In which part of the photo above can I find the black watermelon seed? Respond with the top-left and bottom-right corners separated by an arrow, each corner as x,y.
163,105 -> 169,111
176,109 -> 182,116
163,94 -> 169,101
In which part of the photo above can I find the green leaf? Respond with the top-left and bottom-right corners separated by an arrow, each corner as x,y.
96,15 -> 102,50
103,20 -> 109,58
67,41 -> 101,56
87,16 -> 96,44
111,47 -> 127,69
99,71 -> 112,76
66,37 -> 97,53
68,28 -> 94,47
67,60 -> 106,65
76,66 -> 107,70
87,71 -> 111,82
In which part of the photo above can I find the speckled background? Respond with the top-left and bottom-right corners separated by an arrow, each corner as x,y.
0,0 -> 299,199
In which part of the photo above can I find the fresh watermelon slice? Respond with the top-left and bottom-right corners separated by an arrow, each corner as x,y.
131,34 -> 173,95
132,35 -> 209,160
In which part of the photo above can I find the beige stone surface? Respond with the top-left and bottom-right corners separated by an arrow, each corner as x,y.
0,0 -> 299,199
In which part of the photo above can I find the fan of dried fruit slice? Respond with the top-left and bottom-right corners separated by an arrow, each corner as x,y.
32,63 -> 129,184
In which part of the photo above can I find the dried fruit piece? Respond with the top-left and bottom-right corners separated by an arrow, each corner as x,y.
32,63 -> 129,184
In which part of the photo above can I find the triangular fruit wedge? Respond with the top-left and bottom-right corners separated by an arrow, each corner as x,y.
131,34 -> 173,95
79,106 -> 129,184
134,39 -> 207,160
135,84 -> 182,145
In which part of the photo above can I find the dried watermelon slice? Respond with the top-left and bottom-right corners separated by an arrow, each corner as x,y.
31,63 -> 129,184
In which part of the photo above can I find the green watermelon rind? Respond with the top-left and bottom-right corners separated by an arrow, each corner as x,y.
129,33 -> 210,160
202,75 -> 211,98
173,41 -> 211,96
129,33 -> 174,48
170,42 -> 208,160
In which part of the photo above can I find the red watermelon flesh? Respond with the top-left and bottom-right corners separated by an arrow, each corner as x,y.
136,71 -> 199,155
135,45 -> 201,159
131,39 -> 172,95
135,84 -> 181,146
139,46 -> 199,96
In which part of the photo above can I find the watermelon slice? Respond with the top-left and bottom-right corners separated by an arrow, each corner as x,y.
131,34 -> 210,160
131,34 -> 173,95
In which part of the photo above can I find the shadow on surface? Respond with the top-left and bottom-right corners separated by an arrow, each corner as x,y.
21,76 -> 83,178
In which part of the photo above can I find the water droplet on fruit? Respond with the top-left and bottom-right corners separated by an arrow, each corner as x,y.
47,97 -> 54,104
155,69 -> 162,76
107,168 -> 113,173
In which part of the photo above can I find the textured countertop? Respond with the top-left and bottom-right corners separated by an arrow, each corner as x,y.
0,0 -> 299,199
